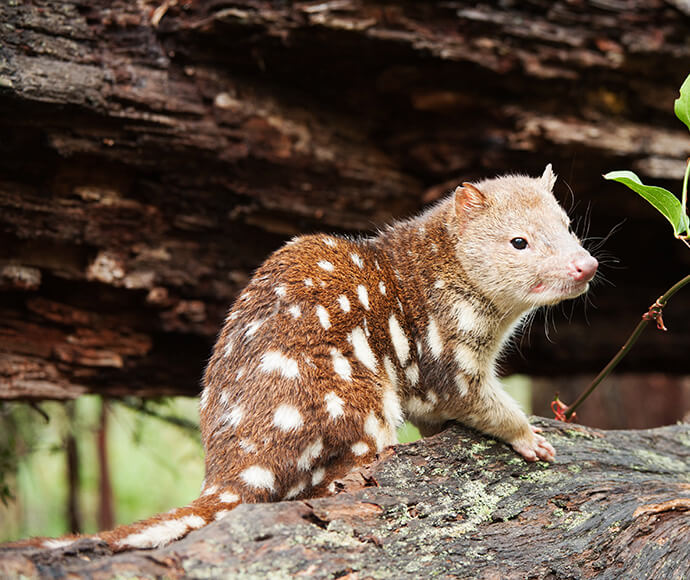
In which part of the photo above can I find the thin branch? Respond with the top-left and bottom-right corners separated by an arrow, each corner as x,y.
564,273 -> 690,419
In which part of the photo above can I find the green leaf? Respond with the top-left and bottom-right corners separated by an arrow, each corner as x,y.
604,170 -> 689,237
675,73 -> 690,132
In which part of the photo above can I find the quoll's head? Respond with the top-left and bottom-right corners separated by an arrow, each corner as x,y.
451,164 -> 598,311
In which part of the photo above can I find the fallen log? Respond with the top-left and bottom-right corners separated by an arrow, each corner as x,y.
2,419 -> 688,578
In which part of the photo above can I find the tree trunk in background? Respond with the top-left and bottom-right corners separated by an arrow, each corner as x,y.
2,421 -> 689,578
0,2 -> 689,424
64,403 -> 82,535
96,400 -> 113,532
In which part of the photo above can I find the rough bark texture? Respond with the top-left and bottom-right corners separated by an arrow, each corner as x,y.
1,1 -> 690,408
2,419 -> 689,579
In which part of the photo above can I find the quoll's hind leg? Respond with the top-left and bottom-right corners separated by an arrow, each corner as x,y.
285,411 -> 387,500
203,401 -> 387,504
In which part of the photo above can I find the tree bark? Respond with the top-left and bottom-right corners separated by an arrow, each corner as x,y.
1,419 -> 689,579
1,1 -> 690,403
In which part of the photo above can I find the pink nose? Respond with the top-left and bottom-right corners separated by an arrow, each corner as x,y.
569,255 -> 598,282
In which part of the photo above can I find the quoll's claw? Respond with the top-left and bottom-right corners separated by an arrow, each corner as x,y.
511,428 -> 556,463
534,433 -> 556,462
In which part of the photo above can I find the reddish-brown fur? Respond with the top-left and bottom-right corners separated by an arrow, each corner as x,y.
7,166 -> 597,551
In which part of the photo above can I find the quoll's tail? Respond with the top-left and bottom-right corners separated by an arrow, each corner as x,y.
5,488 -> 240,552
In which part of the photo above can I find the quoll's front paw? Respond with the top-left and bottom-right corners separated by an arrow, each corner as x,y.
510,425 -> 556,463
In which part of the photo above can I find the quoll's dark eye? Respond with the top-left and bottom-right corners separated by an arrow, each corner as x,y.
511,237 -> 528,250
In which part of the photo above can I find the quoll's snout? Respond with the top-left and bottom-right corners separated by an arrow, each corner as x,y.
569,254 -> 598,282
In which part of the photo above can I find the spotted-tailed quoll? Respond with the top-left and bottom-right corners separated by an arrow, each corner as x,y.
14,165 -> 597,552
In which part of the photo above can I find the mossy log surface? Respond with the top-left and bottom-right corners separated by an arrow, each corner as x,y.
2,1 -> 690,403
2,419 -> 689,579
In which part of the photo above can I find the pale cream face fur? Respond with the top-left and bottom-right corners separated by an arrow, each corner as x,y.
452,166 -> 594,313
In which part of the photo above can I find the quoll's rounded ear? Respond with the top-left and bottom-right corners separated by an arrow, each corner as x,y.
541,163 -> 557,190
454,182 -> 487,220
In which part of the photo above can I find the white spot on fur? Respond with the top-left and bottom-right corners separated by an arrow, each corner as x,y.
219,492 -> 240,504
383,388 -> 404,430
324,391 -> 345,419
357,285 -> 370,310
434,279 -> 445,289
452,301 -> 479,332
202,484 -> 218,497
338,294 -> 350,312
327,482 -> 336,493
275,285 -> 287,297
378,281 -> 386,295
239,439 -> 257,453
351,441 -> 369,456
455,373 -> 470,397
406,396 -> 434,416
297,438 -> 324,471
236,366 -> 246,380
388,314 -> 410,366
223,340 -> 234,358
284,481 -> 306,500
374,259 -> 381,270
116,515 -> 205,549
311,467 -> 326,486
273,404 -> 303,431
350,326 -> 377,372
221,406 -> 244,429
289,304 -> 302,319
323,237 -> 337,247
351,253 -> 364,268
362,317 -> 371,338
404,363 -> 419,386
199,388 -> 210,411
260,351 -> 300,378
304,278 -> 314,287
454,343 -> 481,375
316,305 -> 331,330
318,260 -> 335,272
426,316 -> 443,360
240,466 -> 276,491
245,318 -> 265,338
42,539 -> 74,549
187,515 -> 207,528
215,510 -> 231,521
364,411 -> 396,452
331,349 -> 352,381
383,356 -> 398,393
